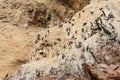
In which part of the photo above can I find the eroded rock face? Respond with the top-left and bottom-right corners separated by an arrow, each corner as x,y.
0,0 -> 32,26
28,0 -> 90,27
5,0 -> 120,80
0,0 -> 90,28
0,0 -> 73,27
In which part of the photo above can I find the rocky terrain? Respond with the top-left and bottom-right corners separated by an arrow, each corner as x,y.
0,0 -> 90,79
0,0 -> 120,80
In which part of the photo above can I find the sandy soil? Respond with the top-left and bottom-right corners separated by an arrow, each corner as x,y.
0,23 -> 40,79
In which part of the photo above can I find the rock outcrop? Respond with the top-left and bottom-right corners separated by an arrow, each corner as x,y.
4,0 -> 120,80
0,0 -> 90,28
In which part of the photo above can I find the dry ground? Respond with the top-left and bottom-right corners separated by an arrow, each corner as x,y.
0,23 -> 40,79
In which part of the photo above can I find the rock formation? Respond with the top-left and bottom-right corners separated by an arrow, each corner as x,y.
4,0 -> 120,80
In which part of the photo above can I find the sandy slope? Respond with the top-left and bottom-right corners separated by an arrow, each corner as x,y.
0,23 -> 40,79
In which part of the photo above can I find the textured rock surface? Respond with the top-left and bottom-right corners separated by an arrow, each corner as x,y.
0,0 -> 90,28
0,0 -> 71,27
5,0 -> 120,80
0,0 -> 90,79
